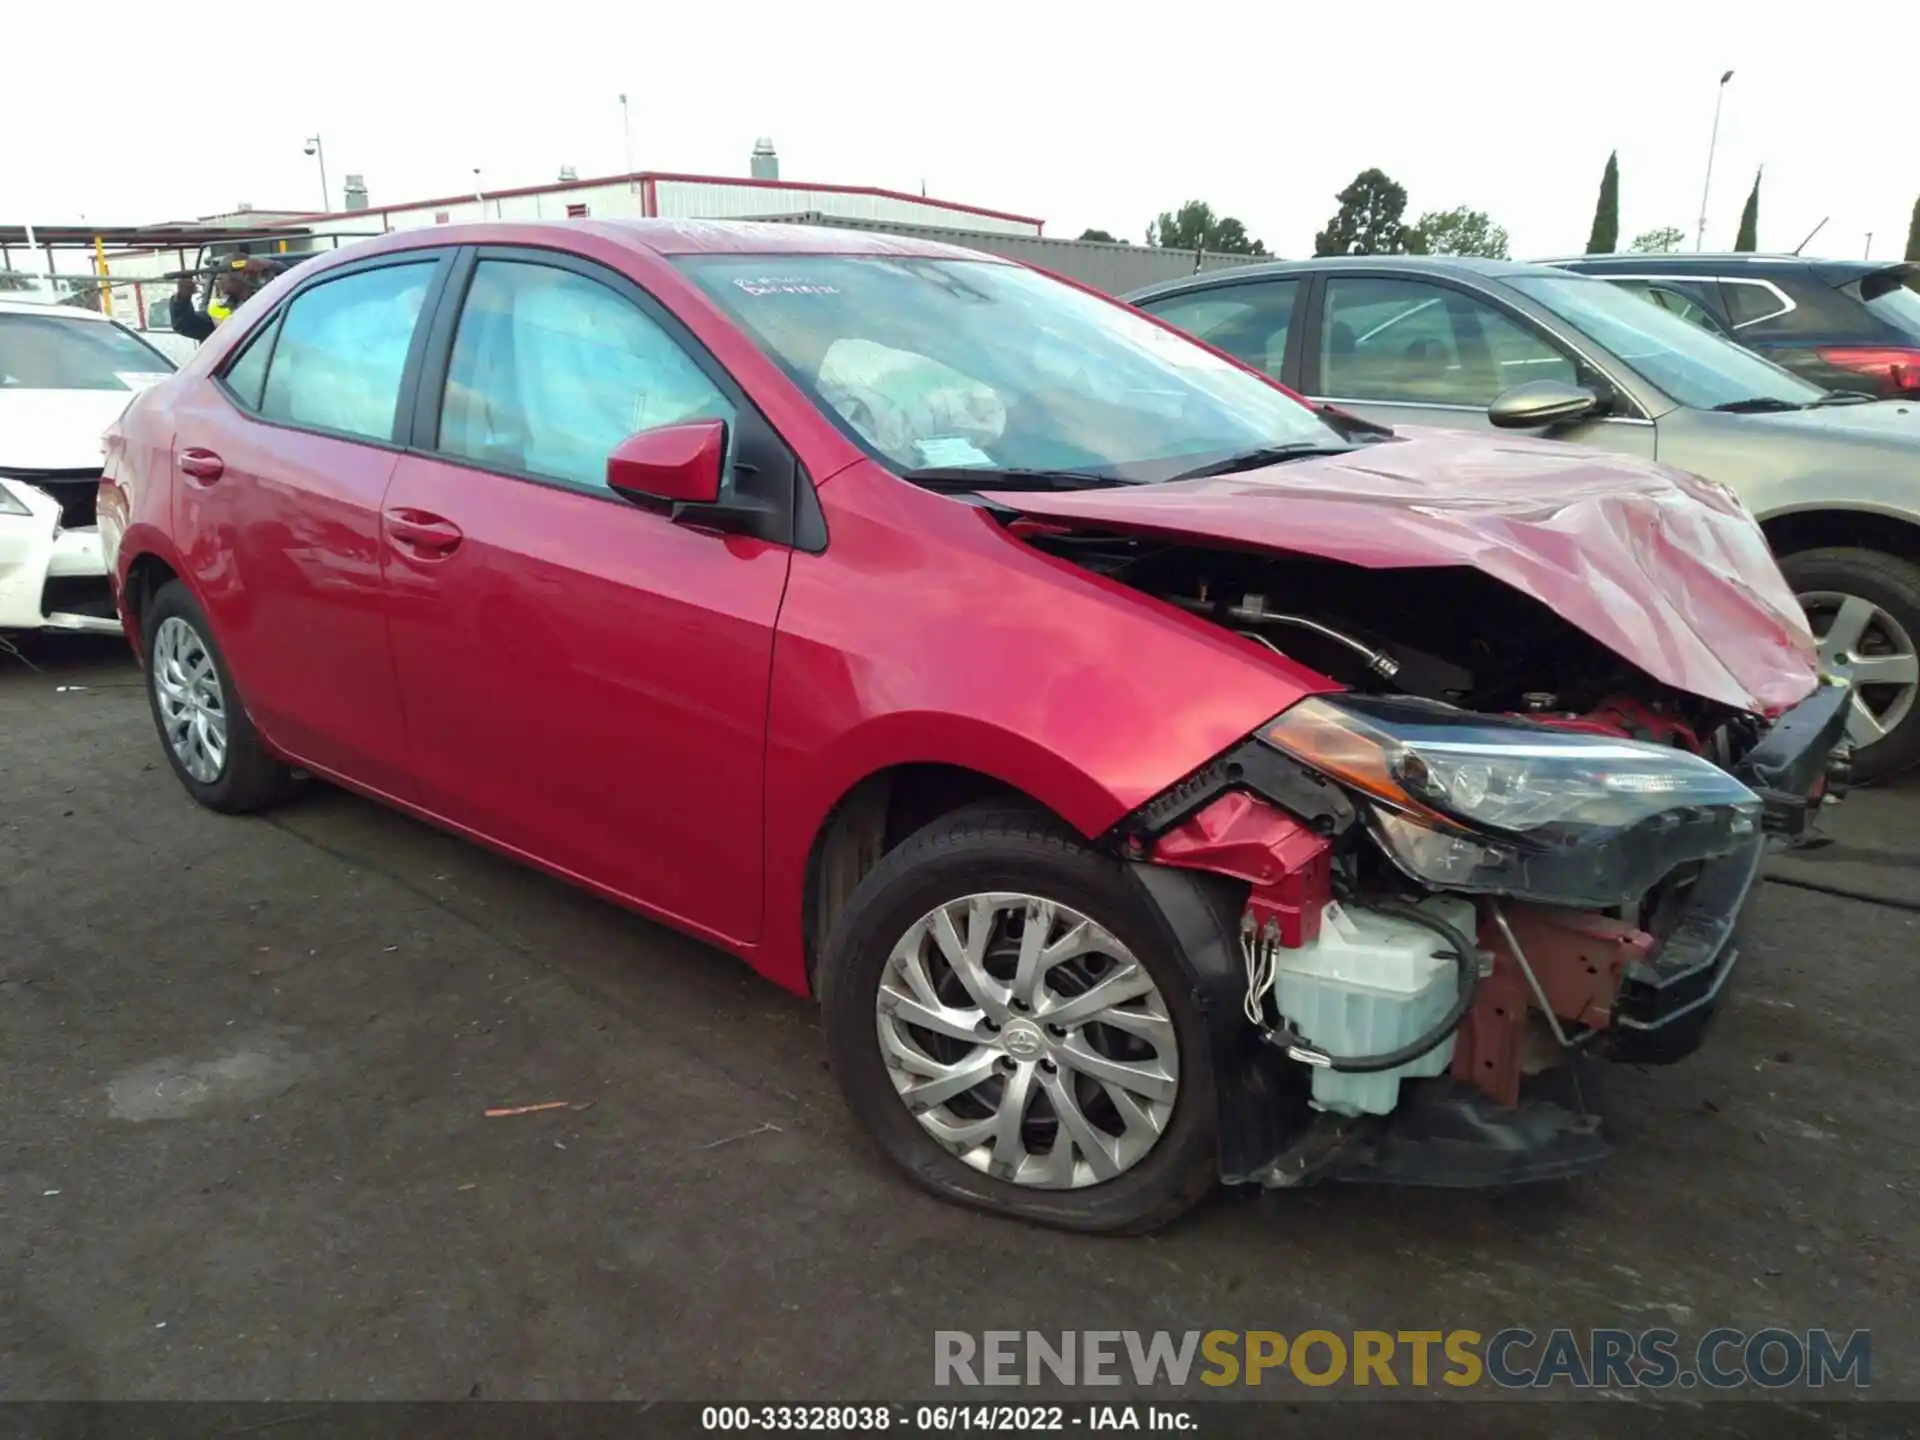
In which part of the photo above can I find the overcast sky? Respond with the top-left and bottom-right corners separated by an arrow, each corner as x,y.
15,0 -> 1916,265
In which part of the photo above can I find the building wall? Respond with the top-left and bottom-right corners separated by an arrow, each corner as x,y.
649,180 -> 1040,235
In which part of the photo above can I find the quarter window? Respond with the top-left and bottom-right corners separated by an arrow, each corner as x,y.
436,260 -> 733,493
1321,277 -> 1575,406
1142,280 -> 1298,377
1719,279 -> 1792,329
258,263 -> 435,441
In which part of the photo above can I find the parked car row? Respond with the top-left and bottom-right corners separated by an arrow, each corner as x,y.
1128,256 -> 1920,781
83,218 -> 1855,1234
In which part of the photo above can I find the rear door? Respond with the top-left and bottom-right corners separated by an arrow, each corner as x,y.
378,247 -> 796,944
1300,272 -> 1655,457
168,251 -> 452,797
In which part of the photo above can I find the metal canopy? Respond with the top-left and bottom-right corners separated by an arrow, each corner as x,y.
0,223 -> 316,250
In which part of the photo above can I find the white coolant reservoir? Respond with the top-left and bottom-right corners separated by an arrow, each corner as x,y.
1271,896 -> 1480,1118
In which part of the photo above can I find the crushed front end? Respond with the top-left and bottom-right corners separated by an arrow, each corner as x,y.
1112,677 -> 1853,1190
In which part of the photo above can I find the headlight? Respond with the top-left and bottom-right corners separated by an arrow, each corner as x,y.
0,480 -> 33,517
1260,696 -> 1762,907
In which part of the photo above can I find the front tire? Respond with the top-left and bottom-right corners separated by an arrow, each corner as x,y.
142,580 -> 294,813
818,805 -> 1217,1234
1781,547 -> 1920,783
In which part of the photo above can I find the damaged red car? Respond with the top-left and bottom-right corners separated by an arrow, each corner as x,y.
100,221 -> 1853,1233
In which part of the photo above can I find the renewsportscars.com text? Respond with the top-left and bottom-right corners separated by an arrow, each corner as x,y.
934,1328 -> 1870,1391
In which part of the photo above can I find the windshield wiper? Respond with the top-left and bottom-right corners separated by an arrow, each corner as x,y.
1710,396 -> 1804,413
1809,390 -> 1880,407
1167,442 -> 1355,482
901,466 -> 1131,493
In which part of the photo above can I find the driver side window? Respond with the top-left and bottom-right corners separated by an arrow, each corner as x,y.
1321,277 -> 1575,406
436,259 -> 733,494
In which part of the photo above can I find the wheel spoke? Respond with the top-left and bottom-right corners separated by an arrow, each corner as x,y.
1846,692 -> 1889,745
1821,596 -> 1876,657
1059,1033 -> 1176,1104
1040,1068 -> 1121,1182
1851,652 -> 1919,687
1092,1006 -> 1177,1055
1009,898 -> 1055,1006
900,1053 -> 999,1112
1100,1079 -> 1163,1143
879,982 -> 987,1044
1037,961 -> 1155,1029
988,1062 -> 1036,1175
932,898 -> 1009,1019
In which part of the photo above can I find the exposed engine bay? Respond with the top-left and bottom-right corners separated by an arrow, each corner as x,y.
1021,525 -> 1853,1188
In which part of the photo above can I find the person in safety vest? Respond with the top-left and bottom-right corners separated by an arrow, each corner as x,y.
170,261 -> 273,343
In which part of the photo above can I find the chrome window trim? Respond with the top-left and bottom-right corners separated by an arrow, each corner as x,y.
1594,273 -> 1796,330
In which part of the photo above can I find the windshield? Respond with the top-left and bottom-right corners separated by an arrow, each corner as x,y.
1511,274 -> 1824,411
0,313 -> 176,391
677,256 -> 1343,482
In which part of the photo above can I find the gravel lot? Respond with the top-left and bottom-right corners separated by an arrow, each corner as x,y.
3,633 -> 1916,1434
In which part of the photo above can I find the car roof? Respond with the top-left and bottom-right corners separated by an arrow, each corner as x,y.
338,217 -> 1007,267
0,295 -> 117,321
1536,252 -> 1914,283
1125,253 -> 1580,302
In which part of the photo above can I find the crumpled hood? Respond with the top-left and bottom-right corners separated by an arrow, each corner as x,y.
984,426 -> 1819,715
0,387 -> 151,470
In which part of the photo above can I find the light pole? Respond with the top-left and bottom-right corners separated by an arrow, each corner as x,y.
619,93 -> 636,183
472,168 -> 486,218
1694,70 -> 1734,252
303,135 -> 330,212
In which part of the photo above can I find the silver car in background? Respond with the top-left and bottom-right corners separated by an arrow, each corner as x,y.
1128,257 -> 1920,780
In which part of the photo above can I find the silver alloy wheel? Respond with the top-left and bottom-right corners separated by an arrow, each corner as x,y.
875,892 -> 1179,1189
1801,590 -> 1920,749
151,615 -> 228,784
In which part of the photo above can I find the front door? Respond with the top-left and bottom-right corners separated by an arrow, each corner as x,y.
170,255 -> 448,796
1306,273 -> 1657,460
379,252 -> 793,944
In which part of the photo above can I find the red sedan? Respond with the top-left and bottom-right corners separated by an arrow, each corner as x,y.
100,220 -> 1849,1233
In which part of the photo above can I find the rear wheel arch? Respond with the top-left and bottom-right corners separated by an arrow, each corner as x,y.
121,551 -> 183,657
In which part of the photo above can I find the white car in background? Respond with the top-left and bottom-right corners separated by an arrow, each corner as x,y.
0,297 -> 176,635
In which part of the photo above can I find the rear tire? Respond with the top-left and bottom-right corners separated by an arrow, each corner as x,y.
142,580 -> 295,813
818,804 -> 1217,1234
1780,547 -> 1920,783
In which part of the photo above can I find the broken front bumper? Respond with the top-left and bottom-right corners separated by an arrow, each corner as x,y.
0,480 -> 117,634
1607,677 -> 1852,1064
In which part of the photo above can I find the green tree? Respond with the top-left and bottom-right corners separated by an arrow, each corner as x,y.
1145,201 -> 1266,255
1630,225 -> 1688,254
1905,196 -> 1920,264
1313,168 -> 1412,256
1077,228 -> 1119,243
1407,206 -> 1510,259
1734,168 -> 1762,252
1585,151 -> 1620,254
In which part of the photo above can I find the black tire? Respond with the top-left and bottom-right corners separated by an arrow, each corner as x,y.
141,579 -> 295,813
818,804 -> 1217,1235
1779,547 -> 1920,784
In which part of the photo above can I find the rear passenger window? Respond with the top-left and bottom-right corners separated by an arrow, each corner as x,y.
1720,279 -> 1792,329
435,259 -> 733,493
258,263 -> 435,442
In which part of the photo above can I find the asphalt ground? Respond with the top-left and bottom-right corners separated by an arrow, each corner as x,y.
3,632 -> 1917,1437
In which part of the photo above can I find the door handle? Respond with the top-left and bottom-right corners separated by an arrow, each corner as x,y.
384,507 -> 464,559
178,448 -> 224,483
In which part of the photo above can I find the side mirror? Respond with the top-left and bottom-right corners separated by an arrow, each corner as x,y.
1487,380 -> 1603,430
606,419 -> 727,505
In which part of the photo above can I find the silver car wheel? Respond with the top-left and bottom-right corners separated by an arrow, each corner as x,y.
1801,590 -> 1920,749
875,891 -> 1179,1189
152,615 -> 228,784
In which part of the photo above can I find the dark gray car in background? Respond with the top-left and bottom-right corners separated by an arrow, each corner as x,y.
1127,257 -> 1920,780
